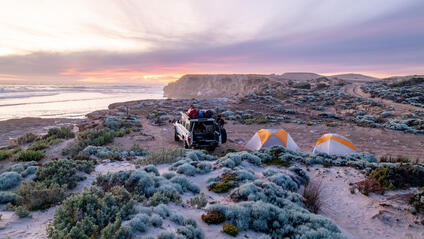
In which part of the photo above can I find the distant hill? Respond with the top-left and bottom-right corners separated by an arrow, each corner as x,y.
280,72 -> 323,81
327,73 -> 378,82
163,72 -> 384,98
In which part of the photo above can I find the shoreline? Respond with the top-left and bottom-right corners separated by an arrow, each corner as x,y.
0,117 -> 81,148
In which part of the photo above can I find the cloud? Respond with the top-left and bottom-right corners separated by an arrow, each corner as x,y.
0,0 -> 423,83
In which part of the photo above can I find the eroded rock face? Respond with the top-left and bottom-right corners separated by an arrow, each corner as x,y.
163,74 -> 284,98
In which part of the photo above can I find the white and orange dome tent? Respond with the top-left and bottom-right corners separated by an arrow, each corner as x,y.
312,133 -> 356,155
245,129 -> 299,151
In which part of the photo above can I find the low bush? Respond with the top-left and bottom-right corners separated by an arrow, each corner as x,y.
15,205 -> 30,218
201,211 -> 225,224
169,211 -> 184,225
269,173 -> 298,192
35,159 -> 95,189
99,216 -> 131,239
143,164 -> 159,176
176,163 -> 196,176
151,214 -> 163,227
207,201 -> 344,238
293,82 -> 311,89
222,224 -> 238,237
137,148 -> 185,165
302,180 -> 322,213
208,173 -> 239,193
149,190 -> 181,206
157,231 -> 176,239
380,155 -> 410,163
16,181 -> 66,210
368,165 -> 424,190
47,186 -> 134,239
6,161 -> 38,177
0,171 -> 22,190
0,191 -> 18,204
229,180 -> 302,208
47,127 -> 75,139
28,141 -> 48,151
16,133 -> 38,145
95,170 -> 199,203
186,192 -> 207,209
354,179 -> 383,195
14,150 -> 44,161
153,204 -> 170,218
63,129 -> 115,157
79,128 -> 115,146
216,151 -> 262,168
0,149 -> 12,160
409,191 -> 424,213
130,213 -> 150,232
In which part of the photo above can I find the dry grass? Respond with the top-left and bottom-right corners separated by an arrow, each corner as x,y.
135,148 -> 186,165
302,180 -> 323,213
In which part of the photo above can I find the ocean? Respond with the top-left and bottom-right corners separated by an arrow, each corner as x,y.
0,85 -> 164,121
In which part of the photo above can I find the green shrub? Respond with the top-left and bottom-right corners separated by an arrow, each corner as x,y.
130,213 -> 150,232
16,133 -> 38,145
47,127 -> 75,139
15,206 -> 30,218
99,216 -> 131,239
149,190 -> 181,206
379,156 -> 410,163
186,192 -> 207,209
222,224 -> 238,237
293,82 -> 311,89
136,148 -> 185,165
47,186 -> 134,239
157,231 -> 176,239
0,172 -> 22,190
201,211 -> 225,224
0,149 -> 12,160
14,150 -> 44,161
80,128 -> 114,146
35,159 -> 95,189
0,191 -> 18,204
208,173 -> 239,193
16,181 -> 66,210
326,122 -> 339,127
28,141 -> 48,151
63,129 -> 114,157
409,191 -> 424,213
256,117 -> 271,124
151,214 -> 163,227
369,165 -> 424,190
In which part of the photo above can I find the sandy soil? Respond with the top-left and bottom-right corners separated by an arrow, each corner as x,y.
117,118 -> 424,162
306,165 -> 424,239
0,118 -> 79,148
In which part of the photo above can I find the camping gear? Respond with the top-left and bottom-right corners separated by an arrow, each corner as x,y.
198,110 -> 204,118
187,108 -> 199,118
245,129 -> 299,151
312,133 -> 356,155
204,110 -> 213,118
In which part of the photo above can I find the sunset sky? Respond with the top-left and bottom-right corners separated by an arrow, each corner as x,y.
0,0 -> 423,84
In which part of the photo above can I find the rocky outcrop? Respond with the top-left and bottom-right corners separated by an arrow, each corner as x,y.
163,74 -> 284,98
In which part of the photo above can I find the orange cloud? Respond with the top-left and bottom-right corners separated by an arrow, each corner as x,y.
61,68 -> 184,84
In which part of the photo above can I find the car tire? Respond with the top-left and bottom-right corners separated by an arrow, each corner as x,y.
220,128 -> 227,144
174,127 -> 180,141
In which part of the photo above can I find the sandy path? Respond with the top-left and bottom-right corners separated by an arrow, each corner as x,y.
307,165 -> 424,239
344,83 -> 422,112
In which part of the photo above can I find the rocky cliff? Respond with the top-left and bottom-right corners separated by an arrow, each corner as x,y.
163,74 -> 308,98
